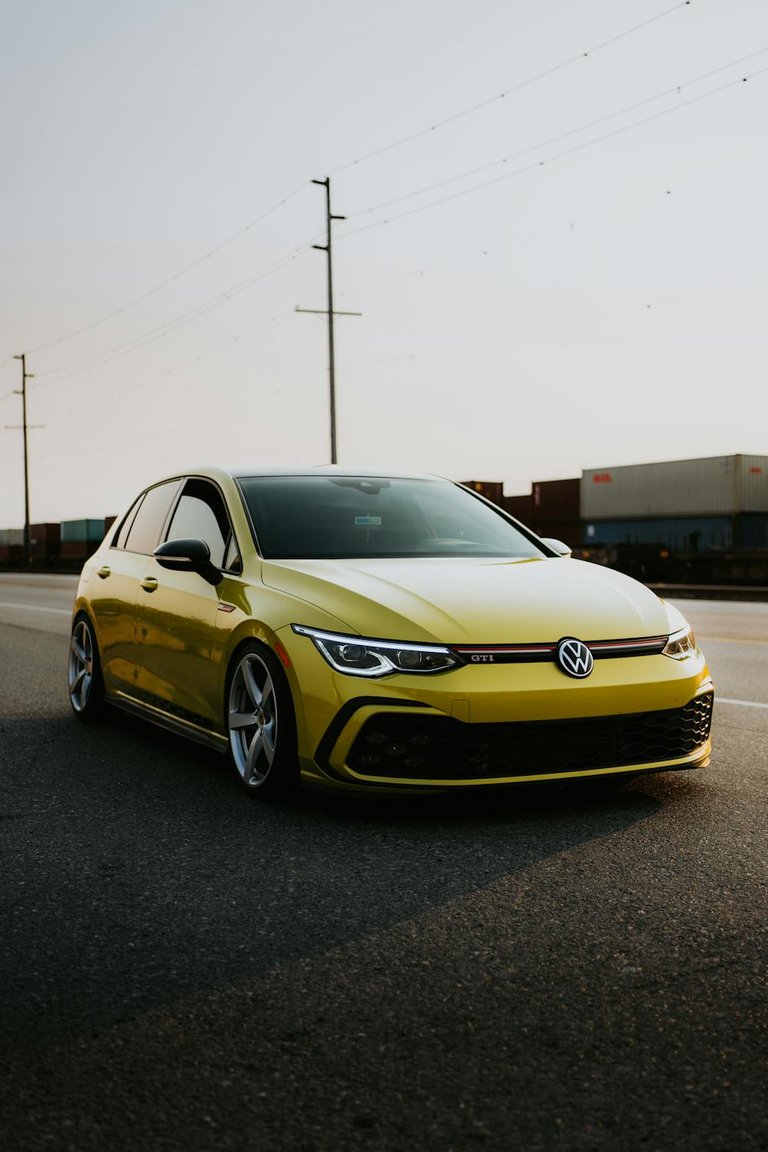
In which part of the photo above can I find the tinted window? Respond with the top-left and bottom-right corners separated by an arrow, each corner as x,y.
237,475 -> 545,560
223,533 -> 242,572
165,478 -> 238,571
112,495 -> 142,550
123,481 -> 181,555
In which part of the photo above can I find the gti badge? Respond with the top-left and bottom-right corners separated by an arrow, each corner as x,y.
556,638 -> 594,679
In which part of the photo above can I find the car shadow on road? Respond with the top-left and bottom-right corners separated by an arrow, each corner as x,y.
1,707 -> 680,1049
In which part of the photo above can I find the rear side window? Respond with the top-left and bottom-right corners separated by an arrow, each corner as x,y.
112,496 -> 142,550
122,481 -> 181,555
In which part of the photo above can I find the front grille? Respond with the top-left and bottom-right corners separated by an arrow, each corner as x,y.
451,635 -> 668,664
347,693 -> 713,780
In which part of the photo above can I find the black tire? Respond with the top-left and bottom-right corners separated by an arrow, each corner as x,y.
225,641 -> 299,798
68,613 -> 106,721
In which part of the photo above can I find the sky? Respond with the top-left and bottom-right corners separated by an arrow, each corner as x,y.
1,0 -> 767,528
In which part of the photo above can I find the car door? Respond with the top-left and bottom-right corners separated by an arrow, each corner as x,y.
134,477 -> 239,731
88,480 -> 182,697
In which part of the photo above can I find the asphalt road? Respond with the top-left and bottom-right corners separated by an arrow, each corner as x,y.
1,574 -> 766,1152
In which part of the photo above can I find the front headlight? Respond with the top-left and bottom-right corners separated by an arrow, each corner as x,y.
292,625 -> 462,677
663,624 -> 698,660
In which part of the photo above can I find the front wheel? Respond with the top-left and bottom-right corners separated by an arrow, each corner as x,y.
68,614 -> 106,721
226,642 -> 299,798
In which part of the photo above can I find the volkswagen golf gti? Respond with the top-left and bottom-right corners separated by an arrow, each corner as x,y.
68,465 -> 714,797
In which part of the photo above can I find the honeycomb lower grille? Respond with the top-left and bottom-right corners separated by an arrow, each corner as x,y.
347,693 -> 713,780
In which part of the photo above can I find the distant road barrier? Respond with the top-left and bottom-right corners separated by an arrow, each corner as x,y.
647,583 -> 768,602
1,560 -> 765,603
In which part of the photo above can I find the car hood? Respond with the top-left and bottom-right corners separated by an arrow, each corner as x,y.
260,556 -> 670,643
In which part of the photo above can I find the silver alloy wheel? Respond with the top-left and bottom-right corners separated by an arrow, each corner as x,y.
228,651 -> 279,787
68,618 -> 95,713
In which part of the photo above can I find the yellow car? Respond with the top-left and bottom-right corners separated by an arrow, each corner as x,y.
68,465 -> 713,797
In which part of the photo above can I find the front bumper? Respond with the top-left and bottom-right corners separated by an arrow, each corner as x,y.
278,626 -> 714,791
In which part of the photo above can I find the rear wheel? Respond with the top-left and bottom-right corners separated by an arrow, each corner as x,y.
68,614 -> 106,720
226,642 -> 299,798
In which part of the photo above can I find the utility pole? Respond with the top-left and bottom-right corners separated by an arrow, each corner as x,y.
296,178 -> 360,464
11,354 -> 33,565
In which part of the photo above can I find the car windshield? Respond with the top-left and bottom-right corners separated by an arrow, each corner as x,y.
237,475 -> 547,560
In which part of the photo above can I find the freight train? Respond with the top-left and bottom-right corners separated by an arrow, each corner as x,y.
468,453 -> 768,588
2,455 -> 767,587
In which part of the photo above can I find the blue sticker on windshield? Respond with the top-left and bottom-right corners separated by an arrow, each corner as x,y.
355,516 -> 382,527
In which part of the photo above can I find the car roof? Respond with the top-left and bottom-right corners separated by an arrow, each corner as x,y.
156,464 -> 453,484
232,464 -> 450,480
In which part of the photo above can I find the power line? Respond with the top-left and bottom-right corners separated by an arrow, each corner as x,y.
33,240 -> 315,386
9,1 -> 694,374
33,50 -> 767,397
341,141 -> 768,305
27,63 -> 766,391
17,3 -> 693,363
328,0 -> 693,176
347,46 -> 768,221
26,182 -> 310,357
9,0 -> 752,395
337,63 -> 768,243
130,314 -> 285,393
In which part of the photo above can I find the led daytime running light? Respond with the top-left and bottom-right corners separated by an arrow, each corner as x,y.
293,625 -> 461,678
662,625 -> 697,660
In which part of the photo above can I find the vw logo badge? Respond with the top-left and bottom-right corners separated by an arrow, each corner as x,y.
556,638 -> 594,679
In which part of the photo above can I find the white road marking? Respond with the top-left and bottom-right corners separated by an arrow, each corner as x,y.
2,597 -> 766,712
718,697 -> 768,710
0,601 -> 70,616
699,635 -> 768,645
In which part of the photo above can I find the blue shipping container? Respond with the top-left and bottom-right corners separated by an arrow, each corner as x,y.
582,516 -> 735,552
61,518 -> 106,543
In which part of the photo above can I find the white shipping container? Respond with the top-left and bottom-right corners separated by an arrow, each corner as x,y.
581,455 -> 768,519
0,528 -> 24,546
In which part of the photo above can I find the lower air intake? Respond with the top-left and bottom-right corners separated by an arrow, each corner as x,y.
347,693 -> 713,780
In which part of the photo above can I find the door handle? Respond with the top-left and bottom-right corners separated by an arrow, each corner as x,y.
140,577 -> 159,593
97,565 -> 111,579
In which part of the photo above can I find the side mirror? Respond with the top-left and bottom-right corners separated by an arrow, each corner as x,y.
540,537 -> 572,558
153,538 -> 223,586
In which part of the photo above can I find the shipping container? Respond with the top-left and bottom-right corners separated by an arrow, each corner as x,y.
582,516 -> 736,553
708,553 -> 768,583
536,521 -> 582,548
0,528 -> 24,547
60,518 -> 106,543
29,522 -> 60,542
531,478 -> 580,522
739,515 -> 768,550
59,540 -> 94,559
29,523 -> 61,557
582,512 -> 768,556
461,480 -> 505,505
502,494 -> 533,523
581,454 -> 768,519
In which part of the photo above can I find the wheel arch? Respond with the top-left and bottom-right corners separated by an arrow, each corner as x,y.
67,608 -> 107,720
221,620 -> 306,737
224,635 -> 300,796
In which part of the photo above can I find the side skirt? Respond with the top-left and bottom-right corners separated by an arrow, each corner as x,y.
109,691 -> 229,754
